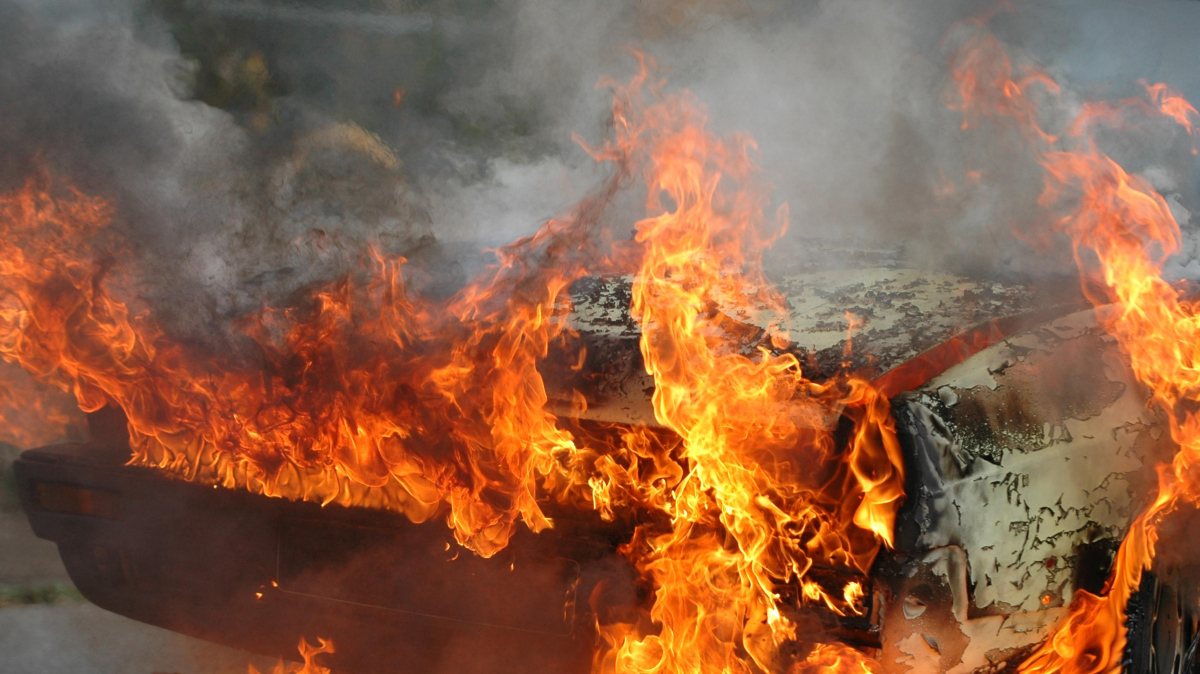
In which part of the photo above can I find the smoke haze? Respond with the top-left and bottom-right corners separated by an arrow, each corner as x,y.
8,2 -> 1200,672
2,0 -> 1200,330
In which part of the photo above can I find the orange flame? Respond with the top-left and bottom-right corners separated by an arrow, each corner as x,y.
0,360 -> 85,448
0,56 -> 904,674
792,643 -> 881,674
1143,81 -> 1199,135
586,54 -> 901,674
842,581 -> 865,616
948,22 -> 1200,674
249,637 -> 335,674
0,165 -> 613,556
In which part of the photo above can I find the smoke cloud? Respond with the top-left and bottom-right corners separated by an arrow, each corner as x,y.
8,1 -> 1200,671
2,0 -> 1200,325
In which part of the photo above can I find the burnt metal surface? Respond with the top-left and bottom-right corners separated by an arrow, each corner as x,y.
1124,507 -> 1200,674
13,442 -> 626,674
556,269 -> 1045,426
14,436 -> 882,673
884,308 -> 1180,673
774,269 -> 1036,379
18,275 -> 1194,674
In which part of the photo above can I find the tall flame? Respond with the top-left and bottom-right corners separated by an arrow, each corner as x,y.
0,57 -> 905,673
589,55 -> 902,674
948,22 -> 1200,674
0,164 -> 619,556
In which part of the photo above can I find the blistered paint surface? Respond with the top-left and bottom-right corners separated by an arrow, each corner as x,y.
562,274 -> 1170,673
560,269 -> 1036,424
775,268 -> 1032,366
885,309 -> 1175,673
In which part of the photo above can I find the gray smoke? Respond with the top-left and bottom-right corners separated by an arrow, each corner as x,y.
3,0 -> 1200,334
8,2 -> 1200,673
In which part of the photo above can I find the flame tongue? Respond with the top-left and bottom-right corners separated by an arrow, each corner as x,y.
9,18 -> 1200,674
0,57 -> 906,674
589,58 -> 902,674
250,638 -> 335,674
948,22 -> 1200,674
0,167 -> 619,557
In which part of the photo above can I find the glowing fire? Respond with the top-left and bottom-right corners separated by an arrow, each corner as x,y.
948,20 -> 1200,674
0,55 -> 903,672
587,59 -> 902,674
793,643 -> 881,674
0,360 -> 85,448
249,638 -> 334,674
14,15 -> 1198,673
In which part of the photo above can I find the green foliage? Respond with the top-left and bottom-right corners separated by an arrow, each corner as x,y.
0,583 -> 84,608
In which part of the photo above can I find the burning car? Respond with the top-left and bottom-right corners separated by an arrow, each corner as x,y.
5,5 -> 1200,674
11,263 -> 1193,673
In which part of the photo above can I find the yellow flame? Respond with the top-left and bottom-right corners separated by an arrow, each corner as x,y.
948,21 -> 1200,674
0,57 -> 906,674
